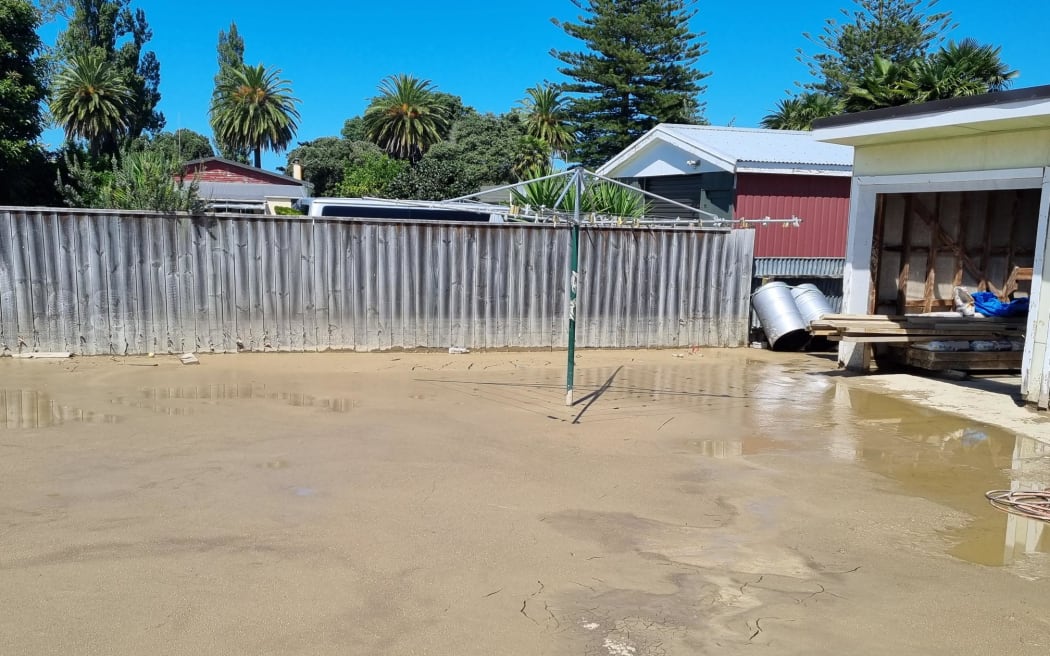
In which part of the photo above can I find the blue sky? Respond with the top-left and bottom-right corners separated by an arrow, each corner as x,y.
39,1 -> 1050,170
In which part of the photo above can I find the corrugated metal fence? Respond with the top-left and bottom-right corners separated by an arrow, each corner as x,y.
0,208 -> 754,355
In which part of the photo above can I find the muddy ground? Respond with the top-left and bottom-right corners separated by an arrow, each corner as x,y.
2,348 -> 1050,655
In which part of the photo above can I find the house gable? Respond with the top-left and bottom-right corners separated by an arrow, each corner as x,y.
598,125 -> 853,179
182,158 -> 304,187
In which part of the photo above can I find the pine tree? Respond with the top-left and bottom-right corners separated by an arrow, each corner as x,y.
801,0 -> 954,96
210,21 -> 250,162
552,0 -> 708,168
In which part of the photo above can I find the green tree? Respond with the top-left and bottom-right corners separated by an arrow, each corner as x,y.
99,146 -> 202,211
385,156 -> 476,200
382,110 -> 527,199
518,84 -> 575,163
910,38 -> 1016,101
0,0 -> 51,204
58,144 -> 202,211
210,21 -> 249,162
843,41 -> 1016,112
843,54 -> 916,112
432,91 -> 468,127
341,115 -> 366,141
801,0 -> 953,96
780,3 -> 1013,121
132,128 -> 214,162
437,110 -> 525,187
363,74 -> 450,162
761,92 -> 843,130
552,0 -> 709,168
210,63 -> 301,169
285,137 -> 384,196
50,49 -> 132,156
55,145 -> 110,207
513,135 -> 552,180
337,151 -> 406,197
57,0 -> 164,141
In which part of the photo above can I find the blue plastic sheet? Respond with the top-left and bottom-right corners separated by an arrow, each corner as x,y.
972,291 -> 1029,318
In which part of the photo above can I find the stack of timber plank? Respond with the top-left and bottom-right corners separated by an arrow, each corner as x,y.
809,314 -> 1026,343
898,347 -> 1022,372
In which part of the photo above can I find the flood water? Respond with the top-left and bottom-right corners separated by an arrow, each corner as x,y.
425,356 -> 1050,570
844,389 -> 1050,568
2,350 -> 1050,654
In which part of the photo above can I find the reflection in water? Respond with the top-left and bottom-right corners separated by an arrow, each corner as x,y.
426,359 -> 833,428
690,439 -> 744,458
0,389 -> 121,429
1,384 -> 356,430
1003,436 -> 1050,565
845,387 -> 1050,568
110,384 -> 358,416
686,435 -> 791,459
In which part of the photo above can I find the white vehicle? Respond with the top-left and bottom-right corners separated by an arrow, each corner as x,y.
305,197 -> 507,223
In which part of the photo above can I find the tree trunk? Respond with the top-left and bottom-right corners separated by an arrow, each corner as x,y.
253,147 -> 261,169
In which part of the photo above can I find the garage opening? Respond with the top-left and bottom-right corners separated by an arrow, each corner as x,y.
868,188 -> 1040,373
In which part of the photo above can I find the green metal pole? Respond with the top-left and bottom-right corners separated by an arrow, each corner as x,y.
566,168 -> 583,406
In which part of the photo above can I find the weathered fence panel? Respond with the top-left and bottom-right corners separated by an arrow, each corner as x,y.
0,208 -> 754,354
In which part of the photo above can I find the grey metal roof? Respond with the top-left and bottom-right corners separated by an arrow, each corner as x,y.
195,181 -> 308,201
659,125 -> 854,168
753,257 -> 845,278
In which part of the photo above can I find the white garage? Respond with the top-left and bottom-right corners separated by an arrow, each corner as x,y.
813,85 -> 1050,408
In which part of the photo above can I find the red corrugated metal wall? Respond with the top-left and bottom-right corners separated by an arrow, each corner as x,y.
735,173 -> 850,258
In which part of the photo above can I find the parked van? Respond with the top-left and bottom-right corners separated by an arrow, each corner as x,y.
305,198 -> 507,223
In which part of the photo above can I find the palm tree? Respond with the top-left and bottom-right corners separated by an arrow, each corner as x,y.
913,39 -> 1017,102
518,84 -> 575,161
844,55 -> 917,113
761,93 -> 843,130
363,74 -> 450,163
844,42 -> 1016,114
51,50 -> 133,156
210,63 -> 301,168
512,135 -> 551,180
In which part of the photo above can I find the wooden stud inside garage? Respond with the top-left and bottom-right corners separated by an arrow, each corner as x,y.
872,189 -> 1039,315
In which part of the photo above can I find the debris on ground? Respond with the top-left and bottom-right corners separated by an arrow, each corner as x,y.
179,353 -> 200,365
12,352 -> 72,359
449,347 -> 470,354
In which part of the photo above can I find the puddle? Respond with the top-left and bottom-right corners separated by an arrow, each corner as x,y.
110,384 -> 358,416
2,383 -> 356,429
425,360 -> 836,425
682,436 -> 789,458
0,389 -> 122,429
679,379 -> 1050,569
843,388 -> 1050,568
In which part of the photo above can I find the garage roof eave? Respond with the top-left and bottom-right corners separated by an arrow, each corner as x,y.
812,85 -> 1050,147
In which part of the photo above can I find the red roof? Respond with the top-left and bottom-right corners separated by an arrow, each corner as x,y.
181,157 -> 304,187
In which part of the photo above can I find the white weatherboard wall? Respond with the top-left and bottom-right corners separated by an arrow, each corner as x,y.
844,129 -> 1050,177
836,127 -> 1050,407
